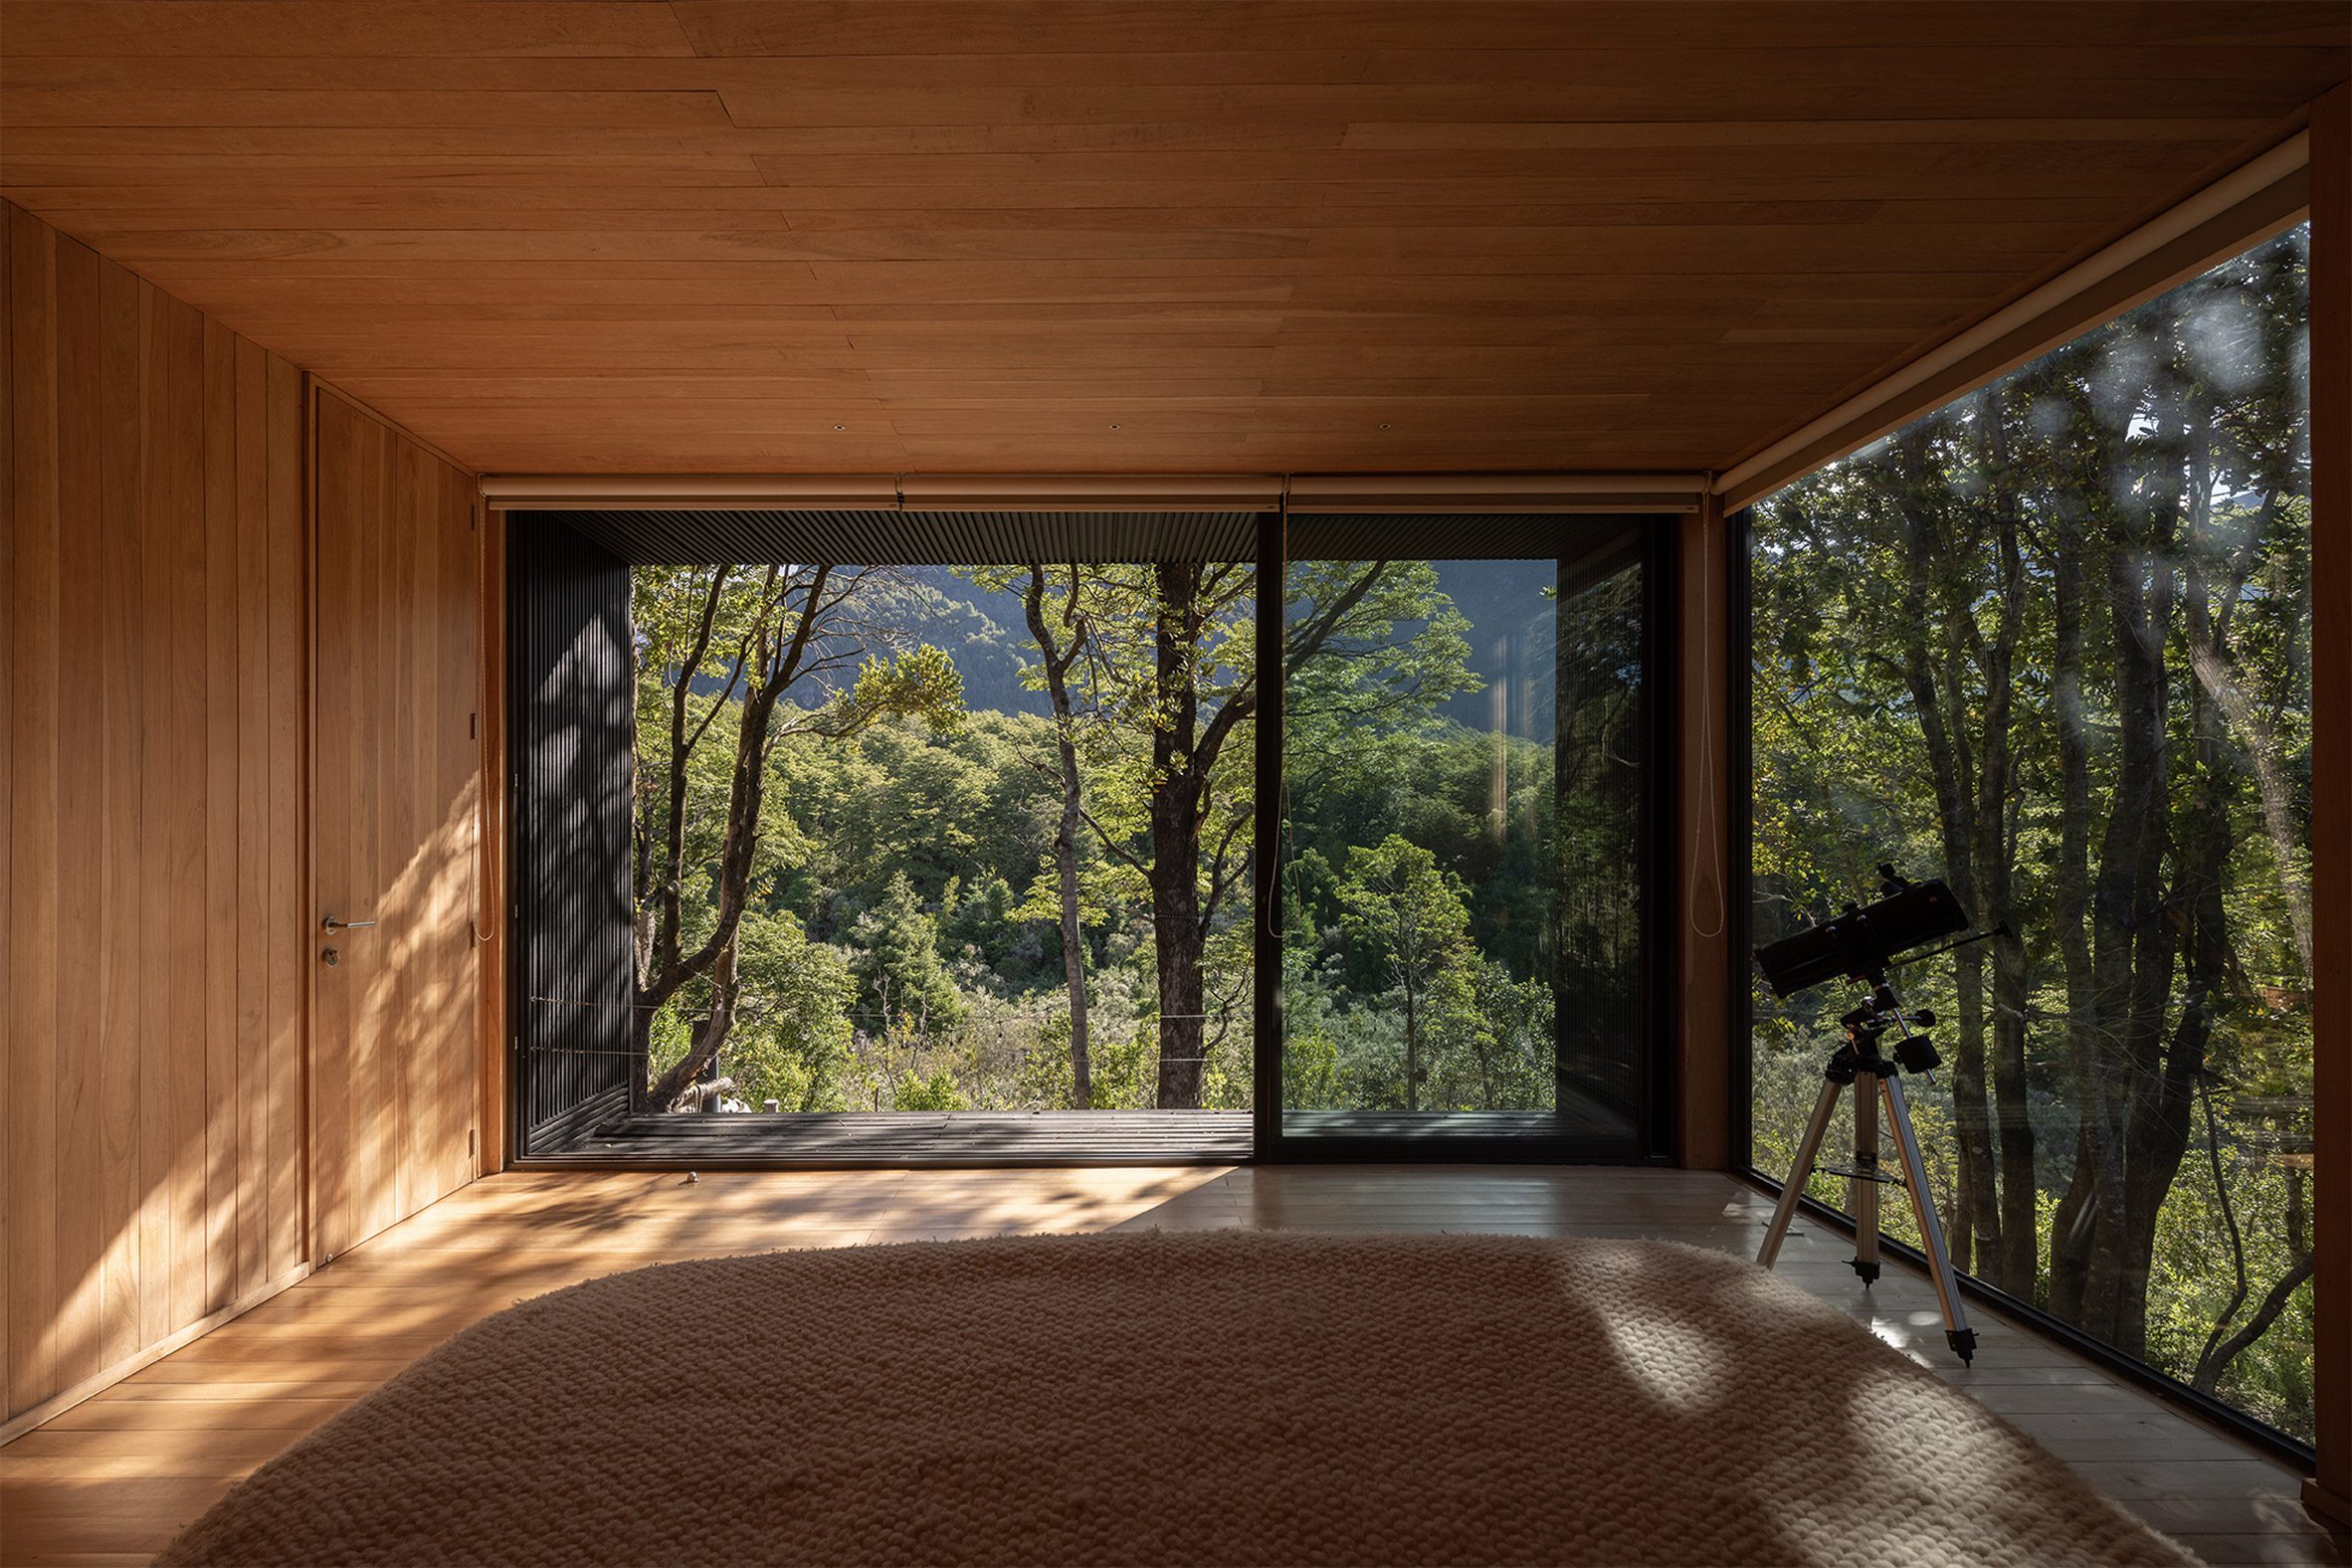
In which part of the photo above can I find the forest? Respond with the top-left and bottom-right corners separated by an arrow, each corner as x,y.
625,549 -> 1585,1131
1748,227 -> 2316,1440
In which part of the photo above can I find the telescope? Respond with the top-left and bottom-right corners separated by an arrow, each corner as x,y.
1752,866 -> 1970,998
1752,862 -> 1980,1364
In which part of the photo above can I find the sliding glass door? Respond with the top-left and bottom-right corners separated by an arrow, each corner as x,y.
508,504 -> 1668,1165
1263,515 -> 1665,1158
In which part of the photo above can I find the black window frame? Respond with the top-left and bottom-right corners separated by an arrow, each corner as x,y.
1253,509 -> 1680,1166
502,506 -> 1681,1169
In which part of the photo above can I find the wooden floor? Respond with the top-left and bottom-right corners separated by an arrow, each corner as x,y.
1,1166 -> 2339,1567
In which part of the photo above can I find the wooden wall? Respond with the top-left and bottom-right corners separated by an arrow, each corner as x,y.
1,199 -> 491,1434
2,201 -> 308,1428
309,391 -> 483,1264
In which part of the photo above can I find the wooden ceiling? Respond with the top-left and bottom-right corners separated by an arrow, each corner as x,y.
3,2 -> 2345,477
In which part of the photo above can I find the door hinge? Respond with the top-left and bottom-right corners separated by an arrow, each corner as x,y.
470,711 -> 479,739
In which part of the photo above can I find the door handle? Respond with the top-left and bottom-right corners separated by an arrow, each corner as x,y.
321,914 -> 377,931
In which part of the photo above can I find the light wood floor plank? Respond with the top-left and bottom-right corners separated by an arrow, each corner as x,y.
0,1166 -> 2334,1566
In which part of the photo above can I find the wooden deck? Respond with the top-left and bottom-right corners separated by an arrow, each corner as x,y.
1283,1105 -> 1637,1142
522,1104 -> 1637,1167
0,1166 -> 2338,1567
527,1109 -> 1256,1166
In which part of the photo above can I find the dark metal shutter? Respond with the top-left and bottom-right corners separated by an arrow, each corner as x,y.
512,519 -> 637,1152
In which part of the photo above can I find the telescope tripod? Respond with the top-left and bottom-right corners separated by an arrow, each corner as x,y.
1756,977 -> 1977,1364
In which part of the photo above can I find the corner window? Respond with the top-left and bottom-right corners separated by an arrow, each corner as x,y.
1747,226 -> 2315,1441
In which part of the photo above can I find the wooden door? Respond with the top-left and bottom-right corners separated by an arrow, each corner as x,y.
310,392 -> 480,1262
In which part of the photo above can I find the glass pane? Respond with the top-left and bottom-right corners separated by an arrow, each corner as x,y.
1553,542 -> 1649,1130
1279,529 -> 1648,1145
1747,226 -> 2314,1441
618,555 -> 1254,1137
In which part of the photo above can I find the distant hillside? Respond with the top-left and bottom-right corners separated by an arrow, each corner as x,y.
776,559 -> 1561,740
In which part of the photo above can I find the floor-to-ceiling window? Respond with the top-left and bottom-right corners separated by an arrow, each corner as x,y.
1274,516 -> 1663,1155
1745,226 -> 2316,1445
512,507 -> 1673,1165
511,511 -> 1259,1161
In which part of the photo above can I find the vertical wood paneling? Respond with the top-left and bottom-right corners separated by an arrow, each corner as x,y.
0,200 -> 486,1433
393,442 -> 425,1218
94,254 -> 142,1374
233,335 -> 269,1302
0,182 -> 16,1427
132,275 -> 170,1354
310,398 -> 353,1258
358,403 -> 385,1243
263,354 -> 302,1283
309,391 -> 480,1264
162,290 -> 207,1335
477,510 -> 508,1177
373,425 -> 407,1236
446,465 -> 484,1197
9,202 -> 64,1418
202,315 -> 238,1317
50,232 -> 103,1396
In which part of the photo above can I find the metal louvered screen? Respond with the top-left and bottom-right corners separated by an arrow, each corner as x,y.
512,519 -> 637,1153
515,508 -> 1262,566
1287,513 -> 1658,561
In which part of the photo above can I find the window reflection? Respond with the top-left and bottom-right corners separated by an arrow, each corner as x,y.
1281,523 -> 1652,1146
1747,226 -> 2315,1441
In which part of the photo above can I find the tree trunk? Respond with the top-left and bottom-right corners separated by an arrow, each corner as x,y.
1024,567 -> 1093,1109
1152,844 -> 1207,1108
1974,394 -> 2040,1297
2065,367 -> 2190,1351
1400,962 -> 1420,1112
2181,489 -> 2311,979
640,665 -> 781,1108
632,566 -> 829,1111
2195,1167 -> 2313,1393
649,935 -> 743,1110
2108,420 -> 2238,1356
1051,739 -> 1091,1110
2047,457 -> 2114,1325
1151,564 -> 1210,1108
1891,430 -> 2000,1280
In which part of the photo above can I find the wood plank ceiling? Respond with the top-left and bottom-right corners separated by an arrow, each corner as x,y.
3,1 -> 2345,477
